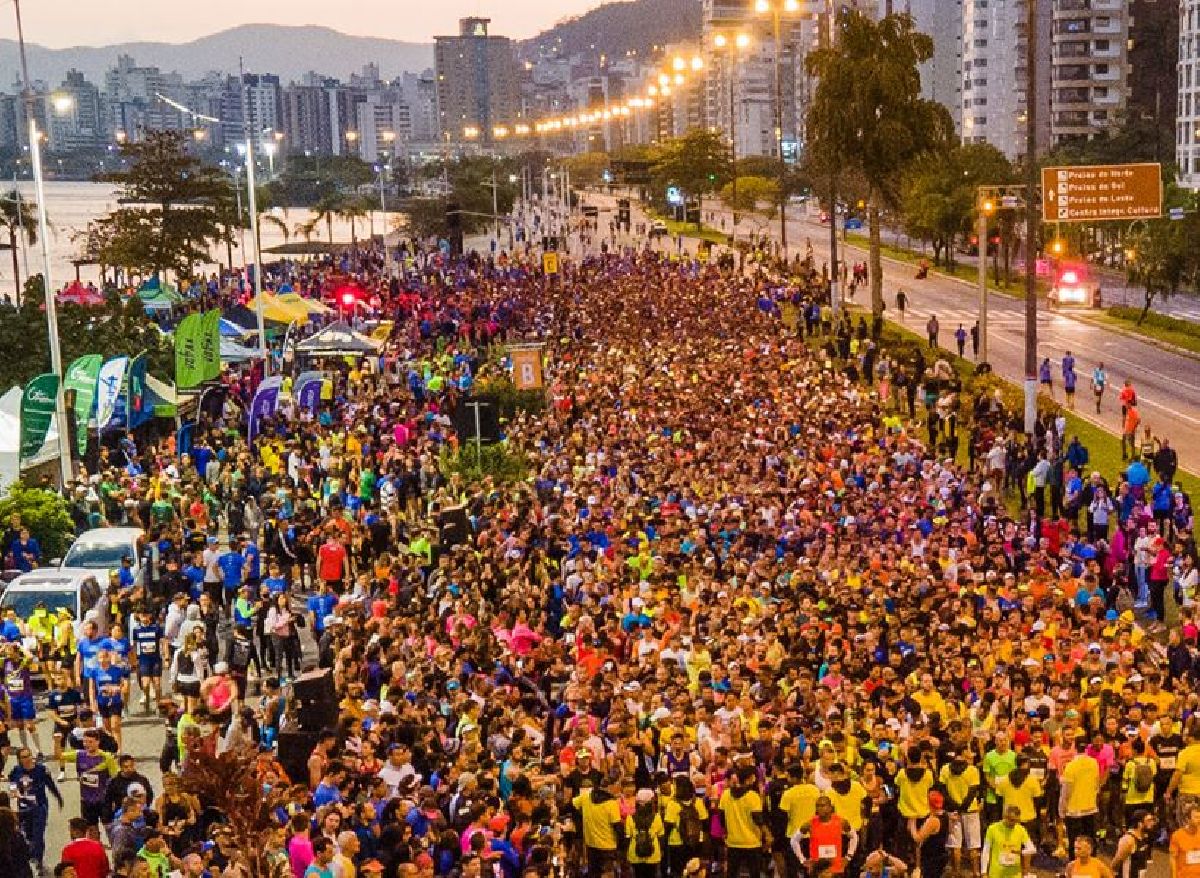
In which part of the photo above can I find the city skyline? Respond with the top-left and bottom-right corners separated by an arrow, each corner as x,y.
8,0 -> 611,48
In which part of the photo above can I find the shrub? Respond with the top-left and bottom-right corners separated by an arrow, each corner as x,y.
439,442 -> 530,484
0,482 -> 76,560
473,375 -> 547,419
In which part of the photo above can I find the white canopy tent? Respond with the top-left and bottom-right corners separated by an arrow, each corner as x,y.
0,385 -> 61,492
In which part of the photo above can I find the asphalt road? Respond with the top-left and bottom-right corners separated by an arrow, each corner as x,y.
579,192 -> 1200,474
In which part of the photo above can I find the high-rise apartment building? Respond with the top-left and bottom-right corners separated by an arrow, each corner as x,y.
1050,0 -> 1129,147
221,73 -> 283,145
48,70 -> 102,152
282,82 -> 335,156
434,17 -> 521,144
702,0 -> 803,160
960,0 -> 1050,161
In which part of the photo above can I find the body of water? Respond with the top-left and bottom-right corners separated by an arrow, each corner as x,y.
0,180 -> 393,294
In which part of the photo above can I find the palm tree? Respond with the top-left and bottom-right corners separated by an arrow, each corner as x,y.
807,11 -> 953,318
294,193 -> 342,246
336,195 -> 373,246
0,190 -> 38,304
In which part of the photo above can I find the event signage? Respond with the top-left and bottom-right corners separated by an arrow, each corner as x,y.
175,313 -> 203,388
19,373 -> 59,462
295,371 -> 324,412
64,355 -> 102,456
95,356 -> 129,433
127,352 -> 149,428
510,347 -> 545,391
248,376 -> 283,441
1041,163 -> 1162,222
200,309 -> 222,382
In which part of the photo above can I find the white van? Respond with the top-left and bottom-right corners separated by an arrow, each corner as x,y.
0,567 -> 107,632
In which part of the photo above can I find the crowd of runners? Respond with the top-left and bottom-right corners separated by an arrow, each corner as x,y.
1,221 -> 1200,878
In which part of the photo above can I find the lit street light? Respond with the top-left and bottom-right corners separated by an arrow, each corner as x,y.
13,0 -> 71,484
712,30 -> 753,243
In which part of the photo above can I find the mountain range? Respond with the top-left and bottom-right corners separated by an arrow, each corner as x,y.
0,0 -> 702,89
0,25 -> 434,87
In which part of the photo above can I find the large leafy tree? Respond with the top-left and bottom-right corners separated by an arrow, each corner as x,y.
93,130 -> 229,278
649,129 -> 732,223
806,10 -> 953,316
0,278 -> 173,390
901,143 -> 1013,269
0,189 -> 39,304
720,175 -> 781,215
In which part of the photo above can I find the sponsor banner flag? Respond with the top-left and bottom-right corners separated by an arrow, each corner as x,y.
64,354 -> 102,457
295,370 -> 323,412
95,356 -> 129,431
248,376 -> 283,441
19,373 -> 59,461
127,352 -> 150,428
200,309 -> 222,381
175,313 -> 203,388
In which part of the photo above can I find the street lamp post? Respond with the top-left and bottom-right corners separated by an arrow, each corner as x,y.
755,0 -> 802,257
977,193 -> 993,363
713,31 -> 752,245
13,0 -> 71,484
1023,0 -> 1039,434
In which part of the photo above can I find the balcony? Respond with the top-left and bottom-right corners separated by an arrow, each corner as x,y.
1054,19 -> 1091,37
1053,65 -> 1092,84
1057,42 -> 1090,58
1053,0 -> 1090,14
1055,87 -> 1090,105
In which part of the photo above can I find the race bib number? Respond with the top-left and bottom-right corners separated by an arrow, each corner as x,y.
139,641 -> 157,655
1159,757 -> 1176,769
999,852 -> 1019,867
1030,768 -> 1044,780
1186,850 -> 1200,866
80,771 -> 99,788
818,846 -> 838,859
7,674 -> 25,694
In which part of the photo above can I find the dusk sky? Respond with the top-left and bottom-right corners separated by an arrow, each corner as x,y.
15,1 -> 608,47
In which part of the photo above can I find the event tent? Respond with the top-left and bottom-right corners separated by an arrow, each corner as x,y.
247,293 -> 311,324
277,292 -> 333,315
294,321 -> 382,357
0,386 -> 60,491
220,338 -> 263,363
219,318 -> 252,338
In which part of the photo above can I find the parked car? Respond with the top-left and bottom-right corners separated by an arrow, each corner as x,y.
61,526 -> 145,586
649,220 -> 669,238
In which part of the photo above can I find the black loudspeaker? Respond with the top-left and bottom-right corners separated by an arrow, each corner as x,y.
438,504 -> 470,548
290,668 -> 338,732
451,397 -> 501,444
446,203 -> 464,257
276,730 -> 319,784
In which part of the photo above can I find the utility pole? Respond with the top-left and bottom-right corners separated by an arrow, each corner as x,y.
14,0 -> 71,485
240,58 -> 269,373
1023,0 -> 1039,434
978,194 -> 989,363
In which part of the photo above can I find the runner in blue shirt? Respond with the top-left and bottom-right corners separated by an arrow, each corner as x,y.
242,537 -> 262,589
75,620 -> 103,706
218,539 -> 246,616
3,643 -> 40,752
91,650 -> 129,751
130,607 -> 165,712
101,622 -> 132,670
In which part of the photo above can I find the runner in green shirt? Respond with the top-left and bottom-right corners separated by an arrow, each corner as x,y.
981,806 -> 1034,878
